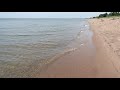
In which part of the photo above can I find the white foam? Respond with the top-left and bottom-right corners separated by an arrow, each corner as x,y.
80,44 -> 84,46
80,31 -> 83,33
69,48 -> 77,51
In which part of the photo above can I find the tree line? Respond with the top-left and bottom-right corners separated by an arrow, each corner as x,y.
93,12 -> 120,18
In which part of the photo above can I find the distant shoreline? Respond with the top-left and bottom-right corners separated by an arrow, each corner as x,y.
0,18 -> 86,19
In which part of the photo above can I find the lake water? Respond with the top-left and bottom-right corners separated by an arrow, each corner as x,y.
0,18 -> 90,77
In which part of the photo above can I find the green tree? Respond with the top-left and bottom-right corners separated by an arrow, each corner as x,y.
95,12 -> 120,18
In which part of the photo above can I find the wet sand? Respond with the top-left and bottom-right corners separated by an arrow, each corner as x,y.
36,18 -> 120,78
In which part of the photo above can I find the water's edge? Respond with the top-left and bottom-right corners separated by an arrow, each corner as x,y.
0,19 -> 92,77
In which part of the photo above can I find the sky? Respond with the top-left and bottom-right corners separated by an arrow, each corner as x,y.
0,12 -> 107,18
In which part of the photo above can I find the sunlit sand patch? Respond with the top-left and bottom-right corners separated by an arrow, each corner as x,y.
117,37 -> 120,41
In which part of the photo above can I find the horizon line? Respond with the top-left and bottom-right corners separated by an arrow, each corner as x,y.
0,17 -> 89,19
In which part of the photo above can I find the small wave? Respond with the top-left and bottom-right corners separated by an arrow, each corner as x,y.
1,35 -> 40,36
27,43 -> 58,49
45,33 -> 54,35
16,35 -> 34,36
80,43 -> 84,46
80,30 -> 83,33
39,47 -> 78,66
84,25 -> 88,27
0,26 -> 28,29
0,27 -> 20,29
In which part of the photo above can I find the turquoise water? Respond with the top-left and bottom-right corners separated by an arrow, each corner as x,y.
0,18 -> 89,77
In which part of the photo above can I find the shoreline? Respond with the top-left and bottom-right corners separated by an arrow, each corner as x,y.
35,21 -> 97,78
34,18 -> 120,78
2,18 -> 120,78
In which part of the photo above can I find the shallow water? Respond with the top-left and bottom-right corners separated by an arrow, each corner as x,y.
0,18 -> 90,77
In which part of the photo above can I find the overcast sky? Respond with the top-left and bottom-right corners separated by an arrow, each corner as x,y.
0,12 -> 107,18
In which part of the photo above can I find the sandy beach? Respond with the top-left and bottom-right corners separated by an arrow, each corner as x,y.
89,17 -> 120,77
34,17 -> 120,78
89,18 -> 120,78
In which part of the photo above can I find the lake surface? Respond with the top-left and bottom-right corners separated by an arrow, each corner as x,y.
0,18 -> 90,77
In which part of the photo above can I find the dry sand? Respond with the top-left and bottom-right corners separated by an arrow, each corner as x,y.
89,17 -> 120,77
36,17 -> 120,78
